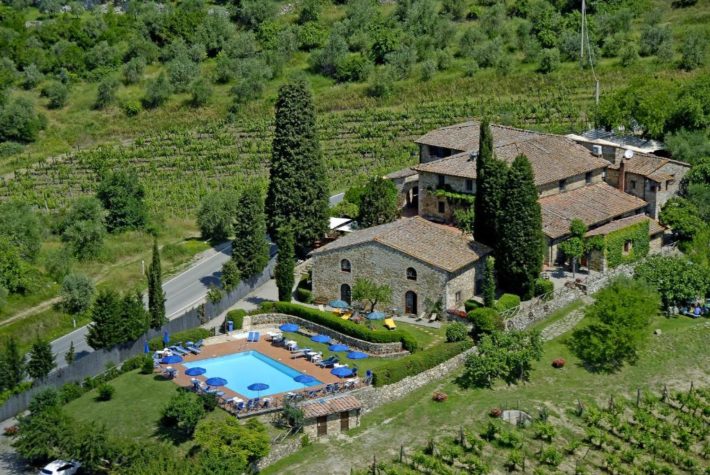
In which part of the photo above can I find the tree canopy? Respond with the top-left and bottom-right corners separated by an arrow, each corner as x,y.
357,176 -> 399,228
635,255 -> 709,307
352,277 -> 392,312
96,170 -> 147,233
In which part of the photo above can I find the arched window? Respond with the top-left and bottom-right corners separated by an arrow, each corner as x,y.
406,267 -> 417,281
340,259 -> 351,272
340,284 -> 351,304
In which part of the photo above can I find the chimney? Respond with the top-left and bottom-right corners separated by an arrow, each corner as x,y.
618,160 -> 625,192
468,151 -> 478,162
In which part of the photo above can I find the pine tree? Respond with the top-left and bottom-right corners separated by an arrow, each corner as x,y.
65,341 -> 75,365
121,291 -> 149,342
275,225 -> 295,302
0,336 -> 25,391
27,337 -> 55,380
473,120 -> 508,246
232,186 -> 269,278
266,80 -> 329,256
482,256 -> 496,308
148,239 -> 166,329
86,289 -> 122,350
496,155 -> 544,298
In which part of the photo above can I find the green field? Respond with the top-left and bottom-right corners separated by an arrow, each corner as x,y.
263,314 -> 710,474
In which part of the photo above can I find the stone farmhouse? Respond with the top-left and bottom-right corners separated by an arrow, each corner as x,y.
311,121 -> 687,311
311,217 -> 490,314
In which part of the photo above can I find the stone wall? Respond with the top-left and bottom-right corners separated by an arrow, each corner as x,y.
312,241 -> 449,314
417,172 -> 474,223
245,313 -> 406,356
445,264 -> 480,310
537,169 -> 604,198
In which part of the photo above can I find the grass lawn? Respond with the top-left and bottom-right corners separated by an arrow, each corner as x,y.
263,315 -> 710,474
63,370 -> 229,450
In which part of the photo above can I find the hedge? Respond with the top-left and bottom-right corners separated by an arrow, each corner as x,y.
295,287 -> 314,303
467,308 -> 504,338
534,278 -> 554,298
226,309 -> 246,330
270,302 -> 418,352
372,341 -> 473,387
495,293 -> 521,312
149,328 -> 211,351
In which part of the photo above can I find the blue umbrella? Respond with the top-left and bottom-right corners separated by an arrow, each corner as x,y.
185,367 -> 206,376
248,382 -> 270,397
367,311 -> 386,320
294,374 -> 316,384
280,323 -> 299,332
162,330 -> 169,345
331,367 -> 354,378
347,351 -> 368,360
311,334 -> 331,343
205,377 -> 228,387
161,355 -> 183,364
329,344 -> 349,352
329,300 -> 349,309
143,341 -> 150,354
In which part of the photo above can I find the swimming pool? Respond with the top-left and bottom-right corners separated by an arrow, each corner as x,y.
183,350 -> 322,397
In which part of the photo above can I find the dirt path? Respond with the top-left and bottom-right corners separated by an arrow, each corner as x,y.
0,297 -> 62,328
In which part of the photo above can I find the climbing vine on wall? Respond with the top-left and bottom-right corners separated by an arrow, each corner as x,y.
604,221 -> 650,268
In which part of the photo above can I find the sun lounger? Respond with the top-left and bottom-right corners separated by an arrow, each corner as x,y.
318,304 -> 325,312
429,313 -> 437,322
341,312 -> 352,320
175,343 -> 192,354
417,312 -> 425,321
194,339 -> 204,348
185,343 -> 201,354
317,356 -> 339,367
169,345 -> 188,356
248,332 -> 260,342
384,318 -> 396,330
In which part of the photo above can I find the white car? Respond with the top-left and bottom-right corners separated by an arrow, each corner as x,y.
39,460 -> 81,475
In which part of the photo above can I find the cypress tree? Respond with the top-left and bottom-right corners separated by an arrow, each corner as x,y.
86,289 -> 122,350
65,341 -> 75,365
473,120 -> 508,246
496,155 -> 544,298
0,337 -> 25,391
121,291 -> 149,342
148,239 -> 166,329
266,80 -> 329,256
482,256 -> 496,308
232,186 -> 269,278
274,225 -> 295,302
27,337 -> 55,380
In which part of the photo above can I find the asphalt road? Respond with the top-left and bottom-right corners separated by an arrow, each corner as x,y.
50,192 -> 346,367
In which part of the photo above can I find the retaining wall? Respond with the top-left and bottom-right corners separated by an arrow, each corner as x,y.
246,313 -> 406,356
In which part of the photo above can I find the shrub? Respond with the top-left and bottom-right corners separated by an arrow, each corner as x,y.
271,302 -> 418,352
295,287 -> 314,303
41,81 -> 68,109
60,273 -> 95,314
372,341 -> 472,386
446,322 -> 469,342
198,392 -> 219,412
122,100 -> 141,117
552,358 -> 566,368
149,328 -> 211,351
162,391 -> 205,436
140,357 -> 154,375
534,278 -> 554,298
58,382 -> 85,403
97,383 -> 115,401
464,299 -> 483,312
121,355 -> 149,372
226,309 -> 246,331
539,447 -> 563,466
495,294 -> 520,312
467,308 -> 504,338
432,391 -> 448,402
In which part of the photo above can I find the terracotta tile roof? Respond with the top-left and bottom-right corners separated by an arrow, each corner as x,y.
413,122 -> 608,187
301,395 -> 362,419
608,152 -> 689,182
311,217 -> 491,272
540,183 -> 648,239
385,167 -> 418,180
585,214 -> 665,237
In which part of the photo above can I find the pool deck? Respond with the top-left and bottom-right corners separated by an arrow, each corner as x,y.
169,331 -> 343,403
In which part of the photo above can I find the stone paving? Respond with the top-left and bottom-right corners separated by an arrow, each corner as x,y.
540,295 -> 594,341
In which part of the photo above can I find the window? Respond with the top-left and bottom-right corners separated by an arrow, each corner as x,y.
430,146 -> 451,159
585,171 -> 592,184
438,175 -> 445,186
623,240 -> 633,255
465,179 -> 473,191
558,179 -> 566,192
340,259 -> 351,272
438,201 -> 445,213
630,180 -> 637,190
455,291 -> 462,304
406,267 -> 417,281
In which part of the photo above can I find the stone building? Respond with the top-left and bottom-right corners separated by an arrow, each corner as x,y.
301,395 -> 362,438
310,217 -> 491,313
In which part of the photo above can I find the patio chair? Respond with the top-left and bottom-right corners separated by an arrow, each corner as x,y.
429,313 -> 437,323
332,382 -> 341,392
246,399 -> 255,411
262,399 -> 271,408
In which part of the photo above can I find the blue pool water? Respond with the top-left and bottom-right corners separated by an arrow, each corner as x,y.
183,350 -> 321,397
